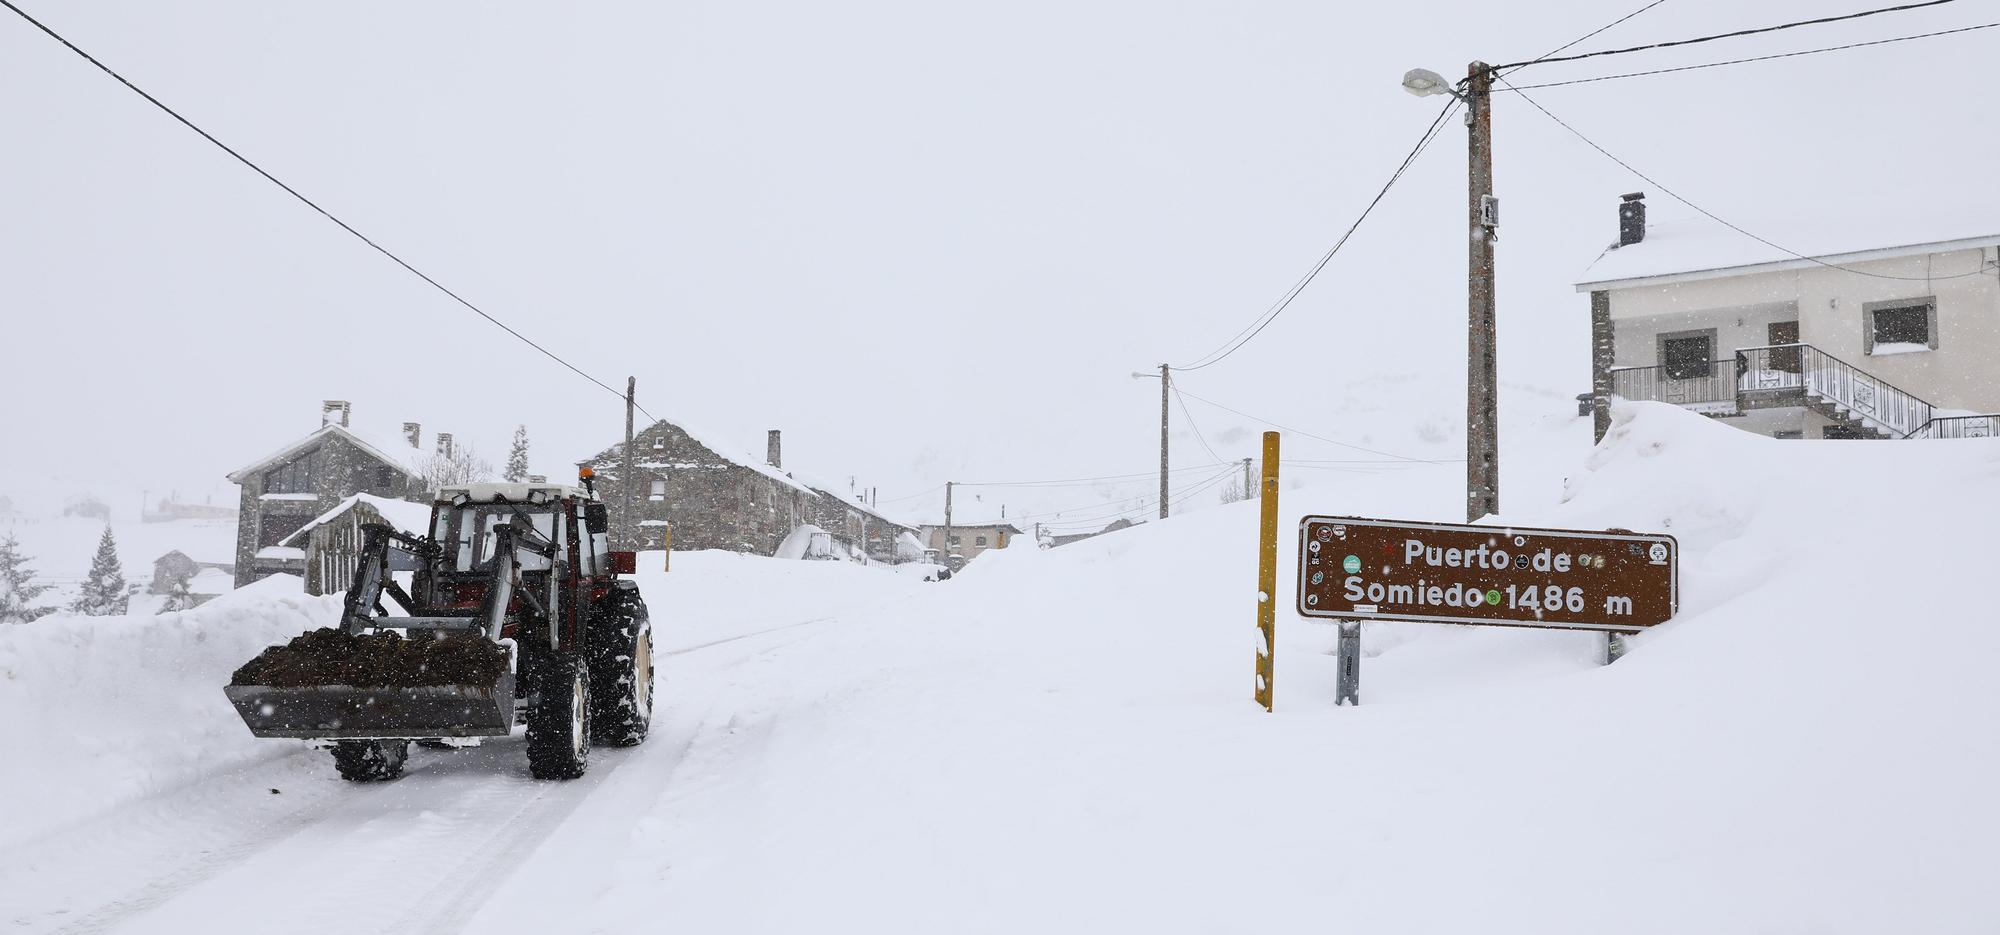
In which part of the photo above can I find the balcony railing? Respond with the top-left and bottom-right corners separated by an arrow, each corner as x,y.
1906,414 -> 2000,439
1735,344 -> 1932,437
1609,360 -> 1739,413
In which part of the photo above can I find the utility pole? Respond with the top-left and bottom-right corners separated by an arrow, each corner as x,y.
943,481 -> 954,568
1464,61 -> 1500,523
1158,363 -> 1170,519
1241,458 -> 1252,502
622,376 -> 637,549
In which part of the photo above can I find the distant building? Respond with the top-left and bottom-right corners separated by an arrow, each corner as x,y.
149,549 -> 235,594
578,421 -> 815,556
62,495 -> 111,522
578,422 -> 919,560
1579,193 -> 2000,441
1048,517 -> 1141,549
143,496 -> 238,523
224,401 -> 430,587
919,519 -> 1022,568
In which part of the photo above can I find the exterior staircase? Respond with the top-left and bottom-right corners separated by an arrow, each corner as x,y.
1610,343 -> 1997,439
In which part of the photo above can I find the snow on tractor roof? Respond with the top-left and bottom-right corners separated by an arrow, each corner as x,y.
437,482 -> 588,504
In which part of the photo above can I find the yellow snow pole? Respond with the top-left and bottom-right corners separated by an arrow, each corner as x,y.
1254,431 -> 1280,712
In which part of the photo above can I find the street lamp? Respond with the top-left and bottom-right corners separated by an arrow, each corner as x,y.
1401,68 -> 1461,100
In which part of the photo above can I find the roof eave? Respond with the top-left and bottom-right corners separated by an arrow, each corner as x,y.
1574,233 -> 2000,293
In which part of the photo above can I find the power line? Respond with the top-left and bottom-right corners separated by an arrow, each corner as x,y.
1170,384 -> 1226,465
1491,0 -> 1963,74
1020,465 -> 1239,527
1497,21 -> 1999,91
1171,97 -> 1460,372
0,0 -> 653,421
1533,0 -> 1673,62
956,465 -> 1218,488
1171,387 -> 1458,463
875,483 -> 948,504
1501,78 -> 1996,283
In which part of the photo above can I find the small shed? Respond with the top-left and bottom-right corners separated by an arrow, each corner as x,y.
282,494 -> 433,596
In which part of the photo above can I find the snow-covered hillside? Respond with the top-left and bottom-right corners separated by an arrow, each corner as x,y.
4,403 -> 1997,934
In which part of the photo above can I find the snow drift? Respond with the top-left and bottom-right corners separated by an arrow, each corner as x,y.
564,402 -> 2000,935
0,576 -> 341,848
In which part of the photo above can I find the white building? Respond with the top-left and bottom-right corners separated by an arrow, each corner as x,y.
1577,193 -> 2000,441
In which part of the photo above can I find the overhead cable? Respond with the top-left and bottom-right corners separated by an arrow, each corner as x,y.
1502,78 -> 1995,283
1497,21 -> 1999,91
1491,0 -> 1962,74
0,0 -> 652,420
1170,97 -> 1460,372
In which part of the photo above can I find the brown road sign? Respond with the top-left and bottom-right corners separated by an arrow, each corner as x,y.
1297,516 -> 1676,632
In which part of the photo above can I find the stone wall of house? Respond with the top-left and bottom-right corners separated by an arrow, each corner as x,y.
233,431 -> 424,587
578,421 -> 812,556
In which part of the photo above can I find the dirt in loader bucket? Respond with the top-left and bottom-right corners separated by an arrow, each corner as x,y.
231,628 -> 510,689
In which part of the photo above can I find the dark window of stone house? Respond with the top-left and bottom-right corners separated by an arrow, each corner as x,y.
266,451 -> 320,494
258,511 -> 312,548
975,535 -> 988,547
371,466 -> 397,495
948,535 -> 961,546
1661,334 -> 1713,379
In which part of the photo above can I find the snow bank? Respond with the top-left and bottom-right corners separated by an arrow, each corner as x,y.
0,575 -> 341,847
572,402 -> 2000,934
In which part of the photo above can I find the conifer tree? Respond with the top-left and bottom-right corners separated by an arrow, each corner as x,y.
70,526 -> 129,617
0,534 -> 54,623
504,425 -> 531,484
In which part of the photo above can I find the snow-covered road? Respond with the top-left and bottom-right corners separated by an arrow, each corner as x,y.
7,406 -> 2000,934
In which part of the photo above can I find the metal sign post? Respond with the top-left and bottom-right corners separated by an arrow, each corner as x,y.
1253,432 -> 1280,712
1335,621 -> 1361,706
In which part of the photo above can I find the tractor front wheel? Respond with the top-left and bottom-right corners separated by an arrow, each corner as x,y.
526,654 -> 591,780
331,739 -> 409,782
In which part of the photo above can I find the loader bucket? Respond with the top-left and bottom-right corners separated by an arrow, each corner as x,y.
224,673 -> 515,740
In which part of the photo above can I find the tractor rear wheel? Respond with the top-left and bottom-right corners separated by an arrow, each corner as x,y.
331,739 -> 409,782
590,589 -> 654,747
527,654 -> 590,780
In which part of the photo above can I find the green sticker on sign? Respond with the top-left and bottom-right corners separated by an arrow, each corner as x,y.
1342,555 -> 1361,574
1485,589 -> 1502,605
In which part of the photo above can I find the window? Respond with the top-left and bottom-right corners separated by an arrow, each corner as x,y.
948,535 -> 961,546
264,450 -> 321,494
1865,299 -> 1936,355
974,535 -> 988,547
258,511 -> 313,548
1659,331 -> 1714,380
648,478 -> 667,501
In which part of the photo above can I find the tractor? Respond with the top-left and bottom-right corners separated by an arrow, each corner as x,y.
225,472 -> 654,781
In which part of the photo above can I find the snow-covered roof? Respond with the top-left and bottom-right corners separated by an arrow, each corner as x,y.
593,418 -> 816,498
278,493 -> 434,548
791,471 -> 919,530
439,482 -> 588,503
226,423 -> 429,484
1575,212 -> 2000,292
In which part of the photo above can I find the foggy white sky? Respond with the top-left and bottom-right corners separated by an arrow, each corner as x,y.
2,0 -> 1994,525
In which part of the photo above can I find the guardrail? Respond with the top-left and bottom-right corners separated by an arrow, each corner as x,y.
1735,344 -> 1933,438
1609,360 -> 1740,412
1906,414 -> 2000,439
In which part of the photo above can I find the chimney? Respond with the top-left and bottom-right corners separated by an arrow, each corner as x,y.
436,432 -> 455,460
402,422 -> 422,448
767,430 -> 782,469
320,400 -> 351,428
1618,192 -> 1646,247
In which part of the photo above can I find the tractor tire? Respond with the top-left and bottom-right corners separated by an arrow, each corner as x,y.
527,654 -> 591,780
590,589 -> 654,747
331,739 -> 409,782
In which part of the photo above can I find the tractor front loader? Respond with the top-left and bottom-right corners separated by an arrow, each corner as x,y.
226,476 -> 655,781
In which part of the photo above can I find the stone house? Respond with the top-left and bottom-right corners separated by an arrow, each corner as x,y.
919,519 -> 1022,568
578,422 -> 815,556
800,480 -> 919,561
1580,193 -> 2000,441
224,401 -> 431,587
